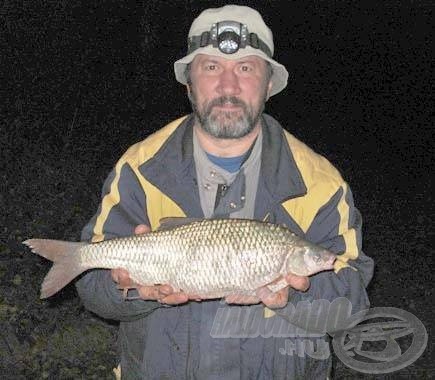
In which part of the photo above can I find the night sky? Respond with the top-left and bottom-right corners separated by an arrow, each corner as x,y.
1,1 -> 434,378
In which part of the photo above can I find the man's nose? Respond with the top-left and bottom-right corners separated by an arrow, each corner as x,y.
217,69 -> 241,96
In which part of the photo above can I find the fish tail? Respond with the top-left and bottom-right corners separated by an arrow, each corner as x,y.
23,239 -> 87,299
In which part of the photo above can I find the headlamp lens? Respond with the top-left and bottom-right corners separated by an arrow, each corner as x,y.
217,30 -> 240,54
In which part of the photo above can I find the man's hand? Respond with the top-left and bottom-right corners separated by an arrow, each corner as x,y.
225,273 -> 310,309
111,224 -> 200,305
257,273 -> 310,309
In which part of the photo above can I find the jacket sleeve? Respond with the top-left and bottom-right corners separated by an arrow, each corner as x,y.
278,182 -> 374,333
75,161 -> 163,322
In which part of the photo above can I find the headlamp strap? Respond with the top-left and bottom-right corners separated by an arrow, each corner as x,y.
187,21 -> 272,57
200,31 -> 210,48
249,33 -> 259,49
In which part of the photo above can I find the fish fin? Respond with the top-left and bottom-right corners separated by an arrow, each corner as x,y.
266,278 -> 289,293
157,217 -> 203,231
23,239 -> 85,262
23,239 -> 87,299
224,292 -> 260,305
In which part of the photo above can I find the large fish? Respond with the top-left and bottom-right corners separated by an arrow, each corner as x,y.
23,218 -> 336,299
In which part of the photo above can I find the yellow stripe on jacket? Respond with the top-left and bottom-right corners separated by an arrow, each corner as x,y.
281,130 -> 358,273
91,116 -> 188,242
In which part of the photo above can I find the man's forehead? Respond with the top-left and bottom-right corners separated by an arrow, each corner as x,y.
192,54 -> 267,65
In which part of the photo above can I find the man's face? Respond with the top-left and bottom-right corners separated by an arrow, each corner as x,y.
188,54 -> 272,139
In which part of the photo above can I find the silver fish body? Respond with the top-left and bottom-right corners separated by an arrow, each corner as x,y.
24,218 -> 336,299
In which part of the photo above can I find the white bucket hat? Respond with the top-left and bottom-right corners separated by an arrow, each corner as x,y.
174,5 -> 289,97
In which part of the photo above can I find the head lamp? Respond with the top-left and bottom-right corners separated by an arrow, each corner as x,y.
187,20 -> 272,57
218,30 -> 240,54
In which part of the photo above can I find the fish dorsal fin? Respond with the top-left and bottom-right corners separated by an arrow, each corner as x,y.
157,217 -> 203,231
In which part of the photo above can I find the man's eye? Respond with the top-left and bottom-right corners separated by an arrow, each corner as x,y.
240,65 -> 253,72
206,64 -> 217,71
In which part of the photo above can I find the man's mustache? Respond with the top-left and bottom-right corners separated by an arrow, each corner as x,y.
208,96 -> 247,109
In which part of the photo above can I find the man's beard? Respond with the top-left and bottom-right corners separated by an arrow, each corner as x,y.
189,90 -> 266,139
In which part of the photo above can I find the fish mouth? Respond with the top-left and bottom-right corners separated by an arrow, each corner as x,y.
304,250 -> 336,273
326,256 -> 337,269
325,252 -> 336,269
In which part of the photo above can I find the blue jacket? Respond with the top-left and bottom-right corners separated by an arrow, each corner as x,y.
76,114 -> 374,379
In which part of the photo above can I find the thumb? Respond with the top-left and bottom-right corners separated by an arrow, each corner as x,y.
135,224 -> 151,235
285,273 -> 310,292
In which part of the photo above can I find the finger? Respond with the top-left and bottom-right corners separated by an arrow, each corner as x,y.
157,284 -> 174,296
135,224 -> 151,235
256,287 -> 288,309
111,268 -> 133,287
111,268 -> 120,282
256,286 -> 274,302
160,292 -> 189,305
187,293 -> 202,301
137,284 -> 178,301
137,285 -> 164,300
256,286 -> 288,307
285,273 -> 310,291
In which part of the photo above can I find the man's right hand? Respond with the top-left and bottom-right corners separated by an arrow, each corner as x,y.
111,224 -> 200,305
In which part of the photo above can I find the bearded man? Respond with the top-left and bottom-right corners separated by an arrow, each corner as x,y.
76,5 -> 373,379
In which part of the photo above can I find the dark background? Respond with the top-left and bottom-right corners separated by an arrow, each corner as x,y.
1,0 -> 433,378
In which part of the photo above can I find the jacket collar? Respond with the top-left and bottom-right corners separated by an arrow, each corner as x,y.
140,113 -> 307,218
139,115 -> 203,218
259,114 -> 307,202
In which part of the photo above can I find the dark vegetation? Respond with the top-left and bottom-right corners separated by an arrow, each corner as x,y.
1,1 -> 433,378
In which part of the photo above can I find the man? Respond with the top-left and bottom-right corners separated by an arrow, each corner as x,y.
76,5 -> 374,379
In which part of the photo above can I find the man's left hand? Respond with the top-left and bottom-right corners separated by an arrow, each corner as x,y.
225,273 -> 309,309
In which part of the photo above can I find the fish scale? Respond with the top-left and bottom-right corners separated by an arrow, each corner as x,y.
23,218 -> 337,299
